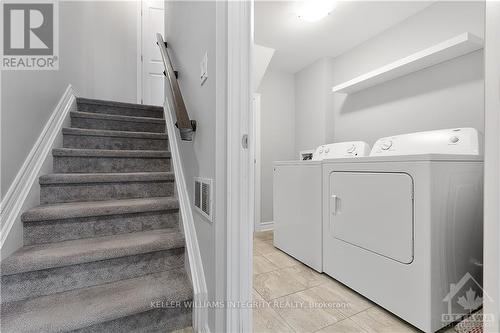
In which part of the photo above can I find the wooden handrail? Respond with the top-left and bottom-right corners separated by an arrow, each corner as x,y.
156,33 -> 196,141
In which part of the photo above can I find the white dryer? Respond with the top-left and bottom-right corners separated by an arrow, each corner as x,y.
273,141 -> 370,272
322,128 -> 483,333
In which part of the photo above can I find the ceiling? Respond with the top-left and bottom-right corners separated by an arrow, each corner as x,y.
255,1 -> 435,73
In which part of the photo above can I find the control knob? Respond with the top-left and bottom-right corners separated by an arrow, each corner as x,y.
380,140 -> 393,150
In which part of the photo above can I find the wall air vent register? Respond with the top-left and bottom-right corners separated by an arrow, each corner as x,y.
194,177 -> 213,222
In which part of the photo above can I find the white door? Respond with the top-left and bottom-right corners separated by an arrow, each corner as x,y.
140,0 -> 165,106
329,172 -> 414,264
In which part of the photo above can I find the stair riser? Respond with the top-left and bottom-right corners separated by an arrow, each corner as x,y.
71,116 -> 165,133
40,181 -> 174,204
77,103 -> 164,119
53,156 -> 170,173
1,248 -> 185,304
63,134 -> 168,150
72,307 -> 192,333
24,210 -> 179,245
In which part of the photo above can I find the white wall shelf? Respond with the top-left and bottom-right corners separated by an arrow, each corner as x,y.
331,32 -> 484,94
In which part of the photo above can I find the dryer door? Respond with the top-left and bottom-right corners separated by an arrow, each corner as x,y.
329,172 -> 414,264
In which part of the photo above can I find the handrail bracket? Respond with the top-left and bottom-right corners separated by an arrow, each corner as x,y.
175,120 -> 197,141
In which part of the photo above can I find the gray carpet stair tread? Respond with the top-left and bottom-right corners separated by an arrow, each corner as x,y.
77,97 -> 163,112
62,127 -> 168,139
1,268 -> 192,333
39,172 -> 174,184
1,229 -> 185,275
52,148 -> 170,158
4,96 -> 191,332
71,111 -> 165,124
22,197 -> 179,222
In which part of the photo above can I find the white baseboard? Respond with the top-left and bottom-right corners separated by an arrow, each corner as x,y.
255,221 -> 274,232
162,97 -> 208,333
0,85 -> 77,259
200,323 -> 211,333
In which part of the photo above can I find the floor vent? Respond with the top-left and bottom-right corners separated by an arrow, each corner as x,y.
194,177 -> 213,222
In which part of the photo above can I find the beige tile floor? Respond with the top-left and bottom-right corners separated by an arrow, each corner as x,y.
252,231 -> 457,333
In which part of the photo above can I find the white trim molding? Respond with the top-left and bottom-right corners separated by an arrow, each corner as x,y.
214,1 -> 229,331
484,2 -> 500,332
136,0 -> 143,104
252,93 -> 261,232
255,221 -> 273,232
226,1 -> 253,332
163,99 -> 209,333
0,85 -> 77,259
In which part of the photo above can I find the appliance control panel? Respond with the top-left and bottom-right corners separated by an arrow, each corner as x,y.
313,141 -> 370,160
370,128 -> 482,156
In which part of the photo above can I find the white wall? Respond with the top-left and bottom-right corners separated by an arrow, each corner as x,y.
164,1 -> 227,331
257,70 -> 295,223
294,58 -> 334,156
253,44 -> 275,91
331,1 -> 485,145
289,1 -> 485,150
259,1 -> 484,229
1,1 -> 138,198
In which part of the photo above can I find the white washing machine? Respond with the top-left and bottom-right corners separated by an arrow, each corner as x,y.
273,141 -> 370,272
322,128 -> 483,333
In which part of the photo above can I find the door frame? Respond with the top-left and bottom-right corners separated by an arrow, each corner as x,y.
226,2 -> 500,333
136,0 -> 165,105
484,2 -> 500,331
136,0 -> 143,104
226,0 -> 253,332
253,93 -> 262,231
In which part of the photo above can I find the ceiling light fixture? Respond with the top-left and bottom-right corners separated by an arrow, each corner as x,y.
296,0 -> 336,23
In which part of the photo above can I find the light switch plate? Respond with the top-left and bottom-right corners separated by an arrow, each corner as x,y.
200,52 -> 208,85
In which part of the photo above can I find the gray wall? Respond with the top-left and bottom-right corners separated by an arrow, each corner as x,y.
164,1 -> 224,331
1,1 -> 138,198
257,70 -> 296,223
331,1 -> 485,144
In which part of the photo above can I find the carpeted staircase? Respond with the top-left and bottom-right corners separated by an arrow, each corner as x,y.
1,98 -> 193,332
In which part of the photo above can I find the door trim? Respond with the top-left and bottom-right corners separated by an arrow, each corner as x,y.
136,0 -> 142,104
226,0 -> 253,332
484,2 -> 500,331
253,93 -> 261,231
137,0 -> 164,105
